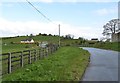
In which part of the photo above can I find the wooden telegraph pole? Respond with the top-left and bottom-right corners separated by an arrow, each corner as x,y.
59,24 -> 60,47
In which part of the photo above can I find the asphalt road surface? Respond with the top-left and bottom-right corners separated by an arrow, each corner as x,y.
81,47 -> 118,81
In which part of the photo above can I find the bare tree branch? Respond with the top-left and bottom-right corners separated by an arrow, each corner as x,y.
103,19 -> 120,37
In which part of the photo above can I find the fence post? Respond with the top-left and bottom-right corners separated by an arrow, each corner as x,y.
28,50 -> 31,64
47,47 -> 48,56
44,47 -> 46,57
39,49 -> 41,59
36,49 -> 37,61
52,46 -> 53,52
20,51 -> 23,67
51,46 -> 52,54
55,45 -> 57,51
53,46 -> 55,52
40,48 -> 42,59
48,46 -> 50,55
44,48 -> 46,57
56,45 -> 58,50
8,52 -> 11,73
43,48 -> 45,58
55,45 -> 56,51
34,49 -> 36,61
45,47 -> 48,57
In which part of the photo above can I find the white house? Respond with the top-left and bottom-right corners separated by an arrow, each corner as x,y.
21,38 -> 34,43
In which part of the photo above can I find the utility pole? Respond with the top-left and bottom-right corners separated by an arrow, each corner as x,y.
59,24 -> 60,47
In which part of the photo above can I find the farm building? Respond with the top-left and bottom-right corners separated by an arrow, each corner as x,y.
91,38 -> 99,42
21,38 -> 34,43
111,32 -> 120,42
39,41 -> 48,48
87,38 -> 99,44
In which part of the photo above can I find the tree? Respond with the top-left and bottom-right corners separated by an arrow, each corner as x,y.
102,19 -> 120,37
48,34 -> 52,36
65,34 -> 74,39
78,37 -> 86,44
78,37 -> 84,41
42,33 -> 47,36
29,34 -> 33,38
38,33 -> 41,35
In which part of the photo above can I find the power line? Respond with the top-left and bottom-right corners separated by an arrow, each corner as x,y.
26,0 -> 53,23
25,0 -> 61,46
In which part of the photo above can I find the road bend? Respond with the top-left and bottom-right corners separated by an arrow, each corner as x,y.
81,47 -> 118,81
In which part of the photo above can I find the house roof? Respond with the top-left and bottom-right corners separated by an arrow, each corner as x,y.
21,38 -> 33,41
91,38 -> 98,40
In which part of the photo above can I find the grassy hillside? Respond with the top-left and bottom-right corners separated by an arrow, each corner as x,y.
2,46 -> 90,81
2,35 -> 81,53
93,42 -> 120,52
2,35 -> 59,44
2,35 -> 59,53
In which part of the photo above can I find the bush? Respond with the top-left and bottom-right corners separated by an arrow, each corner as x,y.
10,42 -> 14,44
25,45 -> 30,48
35,42 -> 39,46
65,44 -> 70,46
42,34 -> 47,36
48,34 -> 52,36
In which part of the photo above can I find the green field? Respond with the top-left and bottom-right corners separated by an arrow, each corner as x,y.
1,35 -> 81,53
1,35 -> 58,53
2,46 -> 90,81
93,42 -> 120,52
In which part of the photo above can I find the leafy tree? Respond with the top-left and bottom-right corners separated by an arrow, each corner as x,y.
78,37 -> 86,44
48,34 -> 52,36
42,33 -> 47,36
78,37 -> 84,41
29,34 -> 33,38
65,34 -> 74,39
38,33 -> 41,35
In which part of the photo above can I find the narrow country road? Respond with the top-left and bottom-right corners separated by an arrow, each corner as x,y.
81,47 -> 118,81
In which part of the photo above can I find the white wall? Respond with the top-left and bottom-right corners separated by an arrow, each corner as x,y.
112,32 -> 120,42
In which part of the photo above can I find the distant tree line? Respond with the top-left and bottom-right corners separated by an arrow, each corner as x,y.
37,33 -> 59,37
2,36 -> 19,40
2,33 -> 60,40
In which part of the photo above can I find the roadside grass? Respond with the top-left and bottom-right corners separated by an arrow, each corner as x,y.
93,42 -> 120,52
61,39 -> 80,46
2,46 -> 90,81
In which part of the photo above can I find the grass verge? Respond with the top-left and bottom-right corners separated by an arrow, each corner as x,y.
93,42 -> 120,52
2,46 -> 90,81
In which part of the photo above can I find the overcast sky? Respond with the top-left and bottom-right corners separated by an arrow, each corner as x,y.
0,0 -> 119,39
